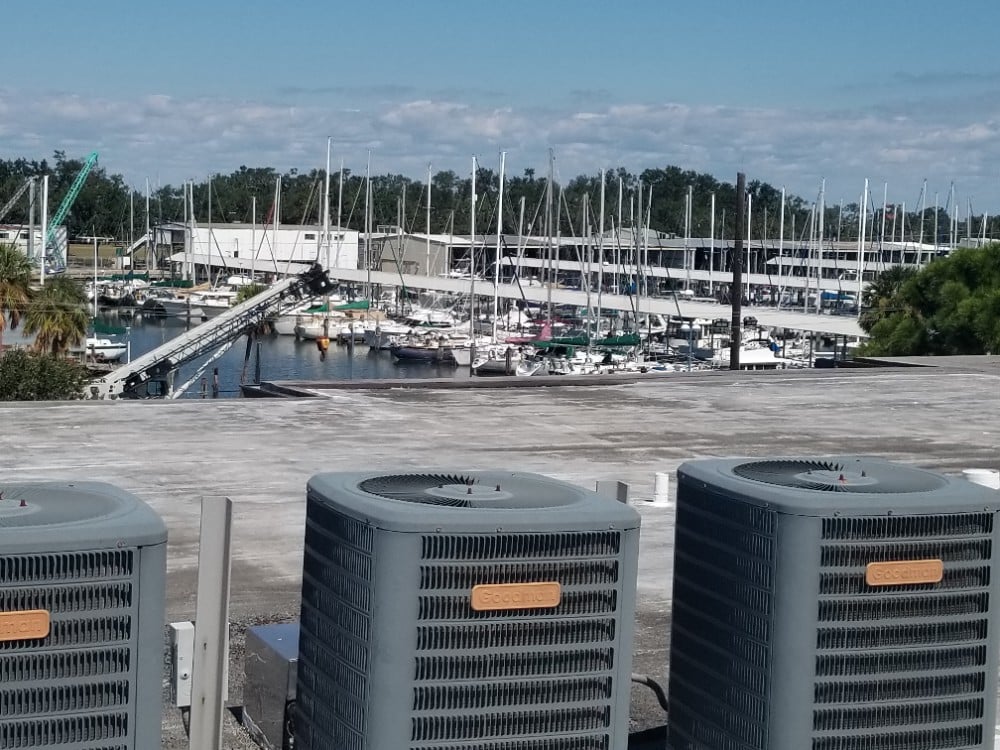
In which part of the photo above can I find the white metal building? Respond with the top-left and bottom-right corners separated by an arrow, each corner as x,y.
0,224 -> 68,262
163,222 -> 359,275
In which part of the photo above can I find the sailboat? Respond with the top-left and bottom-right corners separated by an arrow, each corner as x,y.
74,317 -> 129,363
77,336 -> 128,363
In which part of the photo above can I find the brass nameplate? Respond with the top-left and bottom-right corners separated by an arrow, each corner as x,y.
471,582 -> 562,611
866,559 -> 943,587
0,610 -> 51,642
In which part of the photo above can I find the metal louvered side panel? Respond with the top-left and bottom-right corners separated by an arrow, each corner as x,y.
0,550 -> 138,749
667,487 -> 777,750
410,531 -> 626,749
298,497 -> 374,750
812,514 -> 995,750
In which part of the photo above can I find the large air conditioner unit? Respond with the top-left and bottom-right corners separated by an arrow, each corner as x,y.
667,457 -> 1000,750
0,481 -> 167,749
297,470 -> 641,750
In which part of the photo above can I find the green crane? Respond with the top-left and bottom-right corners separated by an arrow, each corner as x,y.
46,151 -> 99,266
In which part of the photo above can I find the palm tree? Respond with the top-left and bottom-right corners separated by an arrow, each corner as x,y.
858,266 -> 918,333
0,243 -> 33,351
24,276 -> 89,355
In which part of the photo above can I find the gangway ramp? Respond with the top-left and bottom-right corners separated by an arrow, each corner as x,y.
89,265 -> 334,399
122,233 -> 150,256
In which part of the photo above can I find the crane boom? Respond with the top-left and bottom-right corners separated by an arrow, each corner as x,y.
0,179 -> 32,224
46,151 -> 99,264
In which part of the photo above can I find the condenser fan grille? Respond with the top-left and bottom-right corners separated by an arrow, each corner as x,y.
359,474 -> 476,506
356,472 -> 584,509
732,460 -> 946,493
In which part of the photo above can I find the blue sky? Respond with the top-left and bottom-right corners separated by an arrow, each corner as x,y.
3,0 -> 1000,213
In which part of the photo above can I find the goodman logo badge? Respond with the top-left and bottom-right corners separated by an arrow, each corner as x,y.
0,610 -> 51,642
865,559 -> 944,587
471,582 -> 562,611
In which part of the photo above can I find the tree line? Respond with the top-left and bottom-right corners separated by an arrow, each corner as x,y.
2,153 -> 994,246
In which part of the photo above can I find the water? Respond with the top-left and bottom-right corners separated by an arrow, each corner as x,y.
99,311 -> 469,398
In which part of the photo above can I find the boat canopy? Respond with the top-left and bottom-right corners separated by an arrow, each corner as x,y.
305,300 -> 370,313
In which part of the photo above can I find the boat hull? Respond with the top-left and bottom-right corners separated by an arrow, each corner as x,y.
390,345 -> 456,364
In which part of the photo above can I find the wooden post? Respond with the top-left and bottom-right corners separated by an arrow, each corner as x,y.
730,173 -> 745,370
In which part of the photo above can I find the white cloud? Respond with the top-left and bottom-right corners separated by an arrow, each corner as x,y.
2,87 -> 1000,210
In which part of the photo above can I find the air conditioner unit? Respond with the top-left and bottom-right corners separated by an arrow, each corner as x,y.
667,457 -> 1000,750
0,481 -> 167,749
243,623 -> 298,750
297,470 -> 641,750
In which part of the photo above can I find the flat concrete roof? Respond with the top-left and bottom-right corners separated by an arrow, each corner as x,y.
859,354 -> 1000,374
2,364 -> 999,747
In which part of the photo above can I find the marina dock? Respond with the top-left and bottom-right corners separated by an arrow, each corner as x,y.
2,361 -> 998,746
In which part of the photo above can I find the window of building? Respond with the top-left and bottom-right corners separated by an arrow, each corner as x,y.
0,232 -> 8,239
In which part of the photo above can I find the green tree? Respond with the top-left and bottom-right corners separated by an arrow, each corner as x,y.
0,349 -> 88,400
859,244 -> 1000,356
0,243 -> 32,351
24,276 -> 88,355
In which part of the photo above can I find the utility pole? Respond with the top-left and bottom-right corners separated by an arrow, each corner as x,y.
730,173 -> 745,371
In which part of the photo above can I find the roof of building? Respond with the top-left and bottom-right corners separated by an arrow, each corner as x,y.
159,221 -> 356,233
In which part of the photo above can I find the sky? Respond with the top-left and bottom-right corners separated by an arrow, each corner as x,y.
3,0 -> 1000,215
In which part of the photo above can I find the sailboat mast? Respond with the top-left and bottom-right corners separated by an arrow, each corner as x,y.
642,185 -> 652,323
40,175 -> 48,286
27,178 -> 35,264
635,180 -> 643,304
597,169 -> 605,339
950,183 -> 957,248
181,183 -> 188,282
816,179 -> 825,314
470,156 -> 477,338
145,179 -> 151,272
804,204 -> 814,314
880,182 -> 888,251
93,233 -> 98,319
491,151 -> 505,342
364,151 -> 371,299
335,158 -> 344,268
583,194 -> 591,346
545,151 -> 554,324
857,179 -> 869,310
516,196 -> 525,277
777,187 -> 784,302
709,191 -> 716,296
189,181 -> 197,280
323,138 -> 332,272
684,184 -> 691,291
917,179 -> 927,260
933,192 -> 939,256
251,196 -> 256,282
323,139 -> 332,331
426,163 -> 432,274
745,192 -> 752,304
207,177 -> 214,284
